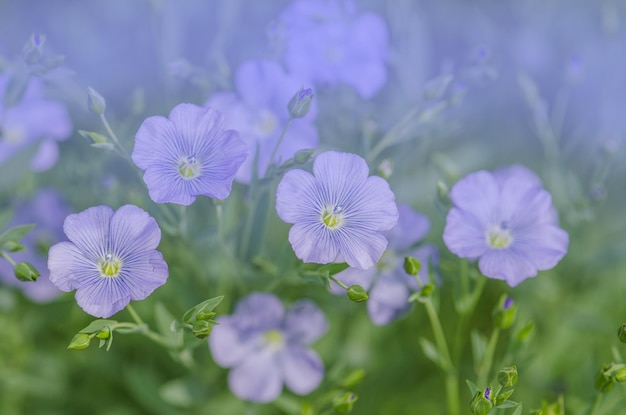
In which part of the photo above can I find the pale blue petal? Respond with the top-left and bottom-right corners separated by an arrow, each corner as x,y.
284,300 -> 328,344
63,206 -> 113,260
281,345 -> 324,395
228,348 -> 283,403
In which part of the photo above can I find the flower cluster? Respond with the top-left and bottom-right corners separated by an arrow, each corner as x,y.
443,165 -> 569,286
276,151 -> 399,270
48,205 -> 169,318
209,293 -> 327,402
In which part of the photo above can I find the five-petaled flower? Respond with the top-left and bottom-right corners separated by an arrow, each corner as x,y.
48,205 -> 169,318
209,293 -> 327,403
132,103 -> 248,205
443,165 -> 568,286
331,204 -> 438,325
276,151 -> 399,270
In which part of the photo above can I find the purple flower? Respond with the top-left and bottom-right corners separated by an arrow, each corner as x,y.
0,74 -> 72,171
330,204 -> 438,325
206,60 -> 318,183
132,103 -> 248,205
209,293 -> 327,403
48,205 -> 169,318
443,165 -> 569,286
0,189 -> 71,302
276,151 -> 398,270
279,0 -> 389,99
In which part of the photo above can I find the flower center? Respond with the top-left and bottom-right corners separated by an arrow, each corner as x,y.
178,155 -> 201,179
98,253 -> 122,278
263,329 -> 285,350
486,222 -> 514,249
321,205 -> 345,230
254,109 -> 279,137
1,125 -> 25,144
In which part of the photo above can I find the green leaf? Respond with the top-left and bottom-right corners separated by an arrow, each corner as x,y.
78,130 -> 109,144
0,224 -> 35,248
495,400 -> 519,409
471,330 -> 488,371
511,404 -> 523,415
182,295 -> 224,324
79,319 -> 118,334
419,337 -> 443,369
317,262 -> 349,276
465,379 -> 479,396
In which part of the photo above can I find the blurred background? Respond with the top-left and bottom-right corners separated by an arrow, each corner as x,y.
1,0 -> 626,414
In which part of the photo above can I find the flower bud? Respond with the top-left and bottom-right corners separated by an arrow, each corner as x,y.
614,366 -> 626,383
341,369 -> 366,389
333,392 -> 358,414
95,327 -> 111,340
287,87 -> 313,118
403,256 -> 422,276
14,262 -> 40,282
493,295 -> 517,330
470,388 -> 493,415
68,333 -> 92,350
87,86 -> 106,114
22,34 -> 46,64
595,364 -> 615,393
192,320 -> 213,339
293,149 -> 315,164
377,159 -> 393,180
347,285 -> 368,303
436,179 -> 451,207
617,324 -> 626,343
498,366 -> 518,388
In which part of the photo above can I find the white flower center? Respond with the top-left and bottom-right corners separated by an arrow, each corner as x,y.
98,253 -> 122,278
263,329 -> 285,350
486,222 -> 514,249
1,125 -> 25,144
321,204 -> 345,230
178,155 -> 201,179
254,109 -> 279,137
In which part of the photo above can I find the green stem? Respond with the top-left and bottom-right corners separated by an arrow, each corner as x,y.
329,274 -> 349,291
478,328 -> 501,387
0,250 -> 16,266
264,117 -> 294,177
126,303 -> 144,325
589,393 -> 603,415
453,275 -> 487,361
424,298 -> 459,415
215,202 -> 224,242
99,113 -> 131,162
125,303 -> 177,349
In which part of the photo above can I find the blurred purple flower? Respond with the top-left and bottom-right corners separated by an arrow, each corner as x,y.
331,204 -> 438,325
0,74 -> 72,171
48,205 -> 168,318
276,151 -> 398,270
279,0 -> 389,99
209,293 -> 327,403
206,60 -> 318,183
0,189 -> 71,302
443,165 -> 569,286
132,103 -> 248,205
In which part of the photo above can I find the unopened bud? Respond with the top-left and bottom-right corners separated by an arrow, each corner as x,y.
68,333 -> 92,350
293,149 -> 315,164
617,324 -> 626,343
493,295 -> 517,329
498,366 -> 518,388
347,285 -> 368,303
192,320 -> 213,339
14,262 -> 40,282
95,328 -> 111,340
333,392 -> 358,414
595,364 -> 615,393
22,34 -> 46,64
87,86 -> 106,114
287,87 -> 313,118
470,388 -> 493,415
403,256 -> 422,276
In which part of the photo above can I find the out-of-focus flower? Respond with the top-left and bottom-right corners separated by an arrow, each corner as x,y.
0,74 -> 72,171
276,151 -> 398,270
132,103 -> 248,205
0,189 -> 71,301
331,204 -> 438,325
209,293 -> 327,403
206,60 -> 318,182
48,205 -> 168,318
443,165 -> 568,286
278,0 -> 389,99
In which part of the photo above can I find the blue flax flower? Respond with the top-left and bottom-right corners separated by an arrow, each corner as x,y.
276,151 -> 398,270
209,293 -> 327,403
443,165 -> 569,286
0,189 -> 71,302
331,204 -> 438,325
278,0 -> 389,99
0,74 -> 72,171
132,103 -> 248,205
48,205 -> 169,318
206,60 -> 318,183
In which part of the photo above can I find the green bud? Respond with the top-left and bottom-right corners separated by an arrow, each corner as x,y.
341,369 -> 366,389
192,320 -> 213,339
494,389 -> 514,406
436,179 -> 451,206
347,285 -> 368,303
3,240 -> 25,253
22,34 -> 46,64
614,366 -> 626,383
493,295 -> 517,330
87,86 -> 106,114
14,262 -> 40,282
470,388 -> 493,415
497,366 -> 518,388
333,392 -> 358,414
595,364 -> 615,393
95,328 -> 110,340
196,310 -> 217,322
377,159 -> 393,180
68,333 -> 92,350
287,87 -> 313,118
294,149 -> 315,164
617,324 -> 626,343
403,256 -> 422,276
